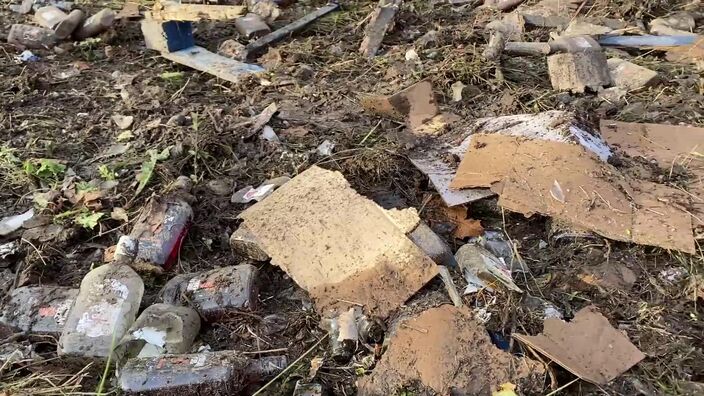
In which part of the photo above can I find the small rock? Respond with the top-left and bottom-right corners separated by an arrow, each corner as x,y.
218,39 -> 247,61
112,114 -> 134,130
416,30 -> 438,48
167,114 -> 188,126
207,179 -> 234,196
316,140 -> 335,156
295,64 -> 315,80
547,50 -> 612,93
607,58 -> 659,91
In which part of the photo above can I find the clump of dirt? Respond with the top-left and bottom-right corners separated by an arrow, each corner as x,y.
358,305 -> 545,395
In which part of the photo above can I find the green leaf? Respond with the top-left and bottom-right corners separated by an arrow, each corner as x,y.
23,159 -> 66,181
134,148 -> 172,198
75,212 -> 104,230
98,165 -> 115,181
76,181 -> 97,193
160,71 -> 184,81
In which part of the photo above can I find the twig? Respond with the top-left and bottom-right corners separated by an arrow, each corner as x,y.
400,323 -> 428,333
252,334 -> 329,396
545,377 -> 580,396
336,298 -> 364,306
242,347 -> 289,355
21,238 -> 48,267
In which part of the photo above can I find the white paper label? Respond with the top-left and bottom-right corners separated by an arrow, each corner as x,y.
75,302 -> 121,337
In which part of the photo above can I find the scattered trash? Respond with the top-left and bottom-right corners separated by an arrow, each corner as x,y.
0,241 -> 20,260
0,286 -> 78,336
359,0 -> 402,58
260,125 -> 280,142
316,139 -> 335,156
444,205 -> 484,239
119,350 -> 285,395
406,221 -> 457,267
294,381 -> 323,396
34,5 -> 84,39
327,307 -> 359,363
125,176 -> 193,270
59,263 -> 144,358
115,303 -> 200,360
513,305 -> 645,385
658,267 -> 689,283
471,230 -> 526,273
455,243 -> 522,294
357,305 -> 543,395
73,8 -> 115,40
0,208 -> 34,236
437,265 -> 463,307
522,295 -> 563,320
238,166 -> 438,318
231,177 -> 288,204
450,81 -> 466,102
15,49 -> 40,63
116,2 -> 141,20
112,114 -> 134,130
159,264 -> 259,320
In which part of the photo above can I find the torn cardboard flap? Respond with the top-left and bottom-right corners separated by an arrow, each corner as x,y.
513,305 -> 645,385
238,166 -> 439,318
450,134 -> 695,253
147,1 -> 246,21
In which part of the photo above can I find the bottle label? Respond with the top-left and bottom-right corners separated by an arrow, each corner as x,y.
75,301 -> 122,337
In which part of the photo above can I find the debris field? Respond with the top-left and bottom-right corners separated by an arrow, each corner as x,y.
1,0 -> 704,395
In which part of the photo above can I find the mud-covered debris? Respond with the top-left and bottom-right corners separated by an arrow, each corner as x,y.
359,0 -> 402,58
230,223 -> 270,261
451,134 -> 696,253
0,286 -> 78,336
119,350 -> 285,395
357,305 -> 544,395
7,24 -> 58,49
59,263 -> 144,358
455,243 -> 522,294
437,265 -> 463,307
0,342 -> 37,364
115,303 -> 200,361
235,13 -> 271,38
547,49 -> 612,93
470,230 -> 527,273
238,166 -> 438,318
116,2 -> 141,19
484,0 -> 526,11
483,20 -> 509,61
34,6 -> 83,39
0,241 -> 20,260
159,264 -> 259,321
112,114 -> 135,130
248,0 -> 281,24
0,208 -> 34,236
73,8 -> 115,40
243,2 -> 339,60
606,58 -> 659,91
206,178 -> 234,196
521,295 -> 563,320
231,176 -> 289,203
294,381 -> 323,396
561,20 -> 612,37
513,305 -> 645,385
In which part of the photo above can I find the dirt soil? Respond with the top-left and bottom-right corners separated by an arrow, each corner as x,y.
1,0 -> 704,395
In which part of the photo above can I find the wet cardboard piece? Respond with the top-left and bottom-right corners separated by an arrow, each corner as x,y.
357,305 -> 543,395
513,305 -> 645,385
450,134 -> 695,253
238,166 -> 438,318
600,120 -> 704,226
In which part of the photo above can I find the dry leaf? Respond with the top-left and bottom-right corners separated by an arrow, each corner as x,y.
445,206 -> 484,239
111,207 -> 129,223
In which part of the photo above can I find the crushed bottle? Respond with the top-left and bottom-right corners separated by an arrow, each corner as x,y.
58,263 -> 144,358
73,8 -> 115,40
114,303 -> 200,361
118,351 -> 287,395
34,5 -> 84,39
7,24 -> 58,49
0,286 -> 77,336
327,308 -> 359,363
159,264 -> 259,321
124,175 -> 193,270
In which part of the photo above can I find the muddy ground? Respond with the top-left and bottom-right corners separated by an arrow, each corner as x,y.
1,0 -> 703,395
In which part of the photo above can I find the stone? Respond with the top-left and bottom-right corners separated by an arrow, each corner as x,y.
607,58 -> 659,91
547,50 -> 612,93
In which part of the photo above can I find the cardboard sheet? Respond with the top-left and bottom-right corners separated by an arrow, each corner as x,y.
450,134 -> 695,253
162,46 -> 264,83
600,120 -> 704,226
238,166 -> 438,318
513,305 -> 645,385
